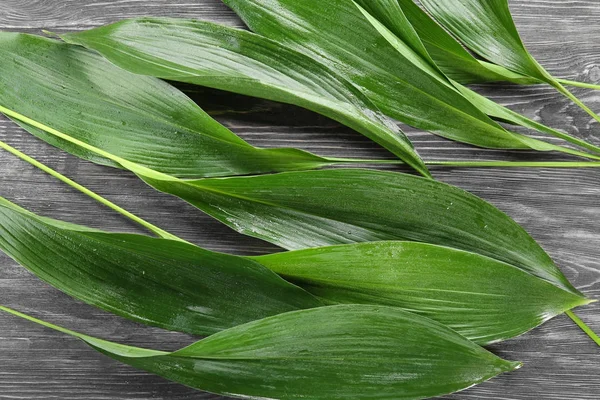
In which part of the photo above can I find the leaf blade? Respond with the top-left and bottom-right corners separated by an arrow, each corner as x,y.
254,241 -> 589,345
0,305 -> 521,400
0,32 -> 358,179
0,197 -> 322,336
59,22 -> 428,176
220,0 -> 564,152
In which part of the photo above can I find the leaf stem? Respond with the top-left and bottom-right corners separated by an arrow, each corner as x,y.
557,79 -> 600,91
0,139 -> 184,242
565,310 -> 600,347
325,158 -> 600,168
551,81 -> 600,124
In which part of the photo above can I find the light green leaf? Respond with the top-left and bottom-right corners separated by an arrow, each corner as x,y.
254,241 -> 590,345
0,305 -> 522,400
0,196 -> 322,336
0,32 -> 344,178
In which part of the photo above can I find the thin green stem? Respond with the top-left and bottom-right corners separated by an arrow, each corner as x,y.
557,78 -> 600,91
0,139 -> 184,242
0,305 -> 85,339
0,105 -> 174,181
324,157 -> 600,168
551,80 -> 600,124
566,310 -> 600,347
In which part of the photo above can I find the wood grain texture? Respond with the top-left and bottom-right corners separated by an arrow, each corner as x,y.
0,0 -> 599,399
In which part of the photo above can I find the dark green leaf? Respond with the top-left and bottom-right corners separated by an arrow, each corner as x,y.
64,15 -> 554,153
0,196 -> 322,336
219,0 -> 595,154
55,24 -> 429,176
0,305 -> 522,399
419,0 -> 600,124
1,196 -> 588,345
143,168 -> 580,296
0,32 -> 426,178
0,104 -> 581,297
254,241 -> 590,345
355,0 -> 600,155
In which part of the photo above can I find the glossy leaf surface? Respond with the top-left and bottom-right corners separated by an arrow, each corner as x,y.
0,102 -> 580,297
59,22 -> 428,176
255,241 -> 589,345
0,305 -> 521,400
0,197 -> 587,345
0,32 -> 346,178
419,0 -> 547,81
395,0 -> 534,84
355,1 -> 600,155
0,197 -> 321,336
66,14 -> 543,152
143,168 -> 579,295
220,0 -> 587,153
419,0 -> 600,124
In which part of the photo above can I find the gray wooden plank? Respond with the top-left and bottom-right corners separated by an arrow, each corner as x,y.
0,0 -> 599,399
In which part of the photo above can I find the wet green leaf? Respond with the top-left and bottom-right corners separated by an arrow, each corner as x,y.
0,304 -> 522,400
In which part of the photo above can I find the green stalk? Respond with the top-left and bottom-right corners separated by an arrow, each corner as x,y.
551,80 -> 600,125
0,139 -> 183,242
557,79 -> 600,91
325,158 -> 600,168
566,310 -> 600,347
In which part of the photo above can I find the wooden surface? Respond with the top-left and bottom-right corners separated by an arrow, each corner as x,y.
0,0 -> 599,398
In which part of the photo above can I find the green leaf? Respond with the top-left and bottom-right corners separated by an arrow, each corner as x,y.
394,0 -> 534,85
0,32 -> 427,178
218,0 -> 598,155
63,15 -> 562,155
146,168 -> 581,296
353,1 -> 600,155
0,305 -> 522,399
0,106 -> 581,296
419,0 -> 600,124
53,24 -> 429,177
0,195 -> 589,345
254,241 -> 590,345
0,196 -> 322,336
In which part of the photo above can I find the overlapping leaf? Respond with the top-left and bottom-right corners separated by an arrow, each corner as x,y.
2,91 -> 583,301
394,0 -> 535,85
0,197 -> 322,335
255,241 -> 589,345
354,0 -> 600,154
0,196 -> 588,344
0,32 -> 426,177
41,26 -> 428,176
0,96 -> 582,297
0,305 -> 521,400
419,0 -> 600,123
147,169 -> 580,295
63,14 -> 542,152
219,0 -> 600,156
0,33 -> 340,178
